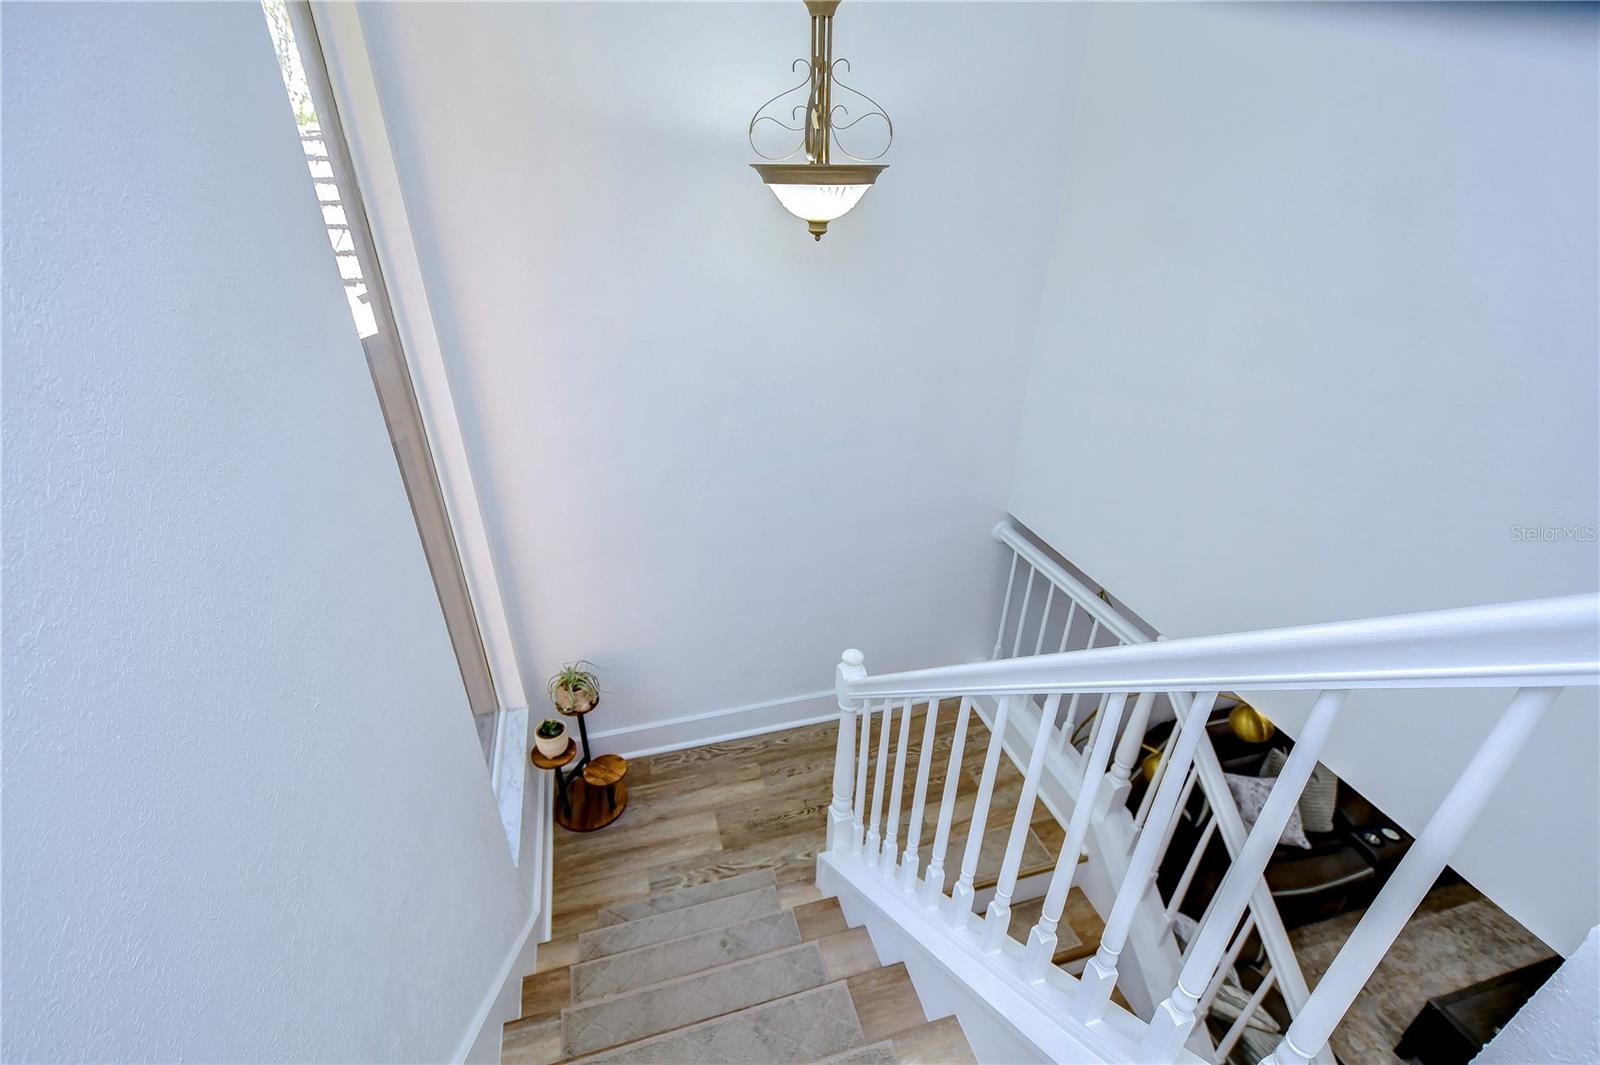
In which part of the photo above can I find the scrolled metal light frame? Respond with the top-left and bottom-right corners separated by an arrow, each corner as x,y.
747,0 -> 892,239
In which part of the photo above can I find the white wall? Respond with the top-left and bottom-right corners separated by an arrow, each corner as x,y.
1006,3 -> 1599,953
344,2 -> 1088,752
1479,925 -> 1600,1064
2,4 -> 529,1059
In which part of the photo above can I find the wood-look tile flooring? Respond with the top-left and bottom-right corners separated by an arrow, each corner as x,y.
514,705 -> 1111,1063
541,706 -> 1080,960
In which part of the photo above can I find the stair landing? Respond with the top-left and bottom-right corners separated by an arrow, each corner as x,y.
504,712 -> 1107,1063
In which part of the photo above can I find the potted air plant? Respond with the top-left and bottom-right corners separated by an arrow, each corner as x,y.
548,661 -> 600,715
534,718 -> 568,758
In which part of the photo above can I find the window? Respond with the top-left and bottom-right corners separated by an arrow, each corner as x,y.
261,0 -> 501,765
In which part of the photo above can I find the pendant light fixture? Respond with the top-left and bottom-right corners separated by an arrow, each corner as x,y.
749,0 -> 893,241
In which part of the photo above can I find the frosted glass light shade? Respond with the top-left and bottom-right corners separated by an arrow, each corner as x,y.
768,182 -> 871,224
751,163 -> 887,240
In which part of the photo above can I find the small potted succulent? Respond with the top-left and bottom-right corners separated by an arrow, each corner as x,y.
548,660 -> 600,714
534,718 -> 568,758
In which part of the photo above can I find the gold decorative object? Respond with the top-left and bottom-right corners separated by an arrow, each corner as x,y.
1228,700 -> 1276,744
1140,746 -> 1164,782
748,0 -> 892,240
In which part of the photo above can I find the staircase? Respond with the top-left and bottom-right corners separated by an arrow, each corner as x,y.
821,557 -> 1598,1064
499,523 -> 1597,1065
501,868 -> 978,1064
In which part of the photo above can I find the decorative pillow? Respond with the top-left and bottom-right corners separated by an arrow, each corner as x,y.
1224,772 -> 1312,849
1262,748 -> 1340,834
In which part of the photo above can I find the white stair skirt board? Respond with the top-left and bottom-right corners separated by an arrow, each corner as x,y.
818,852 -> 1208,1065
584,690 -> 837,759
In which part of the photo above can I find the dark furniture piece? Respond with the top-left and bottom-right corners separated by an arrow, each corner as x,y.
1394,957 -> 1561,1064
1129,708 -> 1419,935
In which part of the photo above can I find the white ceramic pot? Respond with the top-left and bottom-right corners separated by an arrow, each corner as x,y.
534,723 -> 568,758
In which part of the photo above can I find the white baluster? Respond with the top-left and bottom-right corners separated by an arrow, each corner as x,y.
1133,708 -> 1185,832
1055,620 -> 1103,752
1215,970 -> 1278,1062
1263,687 -> 1562,1065
1055,601 -> 1078,654
852,695 -> 871,855
1032,585 -> 1057,656
1010,569 -> 1037,658
1072,691 -> 1219,1023
1163,815 -> 1218,927
881,699 -> 913,879
1153,769 -> 1204,875
1141,690 -> 1346,1060
867,698 -> 893,866
901,699 -> 942,891
984,693 -> 1068,950
923,697 -> 974,905
949,695 -> 1013,924
1109,690 -> 1159,795
829,649 -> 865,853
1024,688 -> 1131,978
992,553 -> 1019,660
1196,913 -> 1257,1016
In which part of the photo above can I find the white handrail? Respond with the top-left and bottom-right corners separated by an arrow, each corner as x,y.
847,593 -> 1600,699
993,521 -> 1152,647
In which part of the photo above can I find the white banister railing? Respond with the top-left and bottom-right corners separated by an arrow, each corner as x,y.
824,552 -> 1598,1065
995,523 -> 1325,1057
858,594 -> 1599,698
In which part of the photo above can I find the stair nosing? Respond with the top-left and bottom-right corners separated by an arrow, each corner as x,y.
809,1040 -> 901,1065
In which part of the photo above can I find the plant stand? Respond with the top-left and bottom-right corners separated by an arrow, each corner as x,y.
545,695 -> 628,831
530,738 -> 578,820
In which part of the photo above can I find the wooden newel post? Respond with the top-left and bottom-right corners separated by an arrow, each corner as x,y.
830,649 -> 866,853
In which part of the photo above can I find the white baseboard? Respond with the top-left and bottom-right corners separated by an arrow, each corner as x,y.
456,761 -> 552,1064
584,688 -> 838,759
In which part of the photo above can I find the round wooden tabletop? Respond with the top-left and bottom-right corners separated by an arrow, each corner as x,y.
530,738 -> 578,770
582,752 -> 627,787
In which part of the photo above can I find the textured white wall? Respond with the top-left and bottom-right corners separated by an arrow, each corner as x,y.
1006,3 -> 1599,952
1479,926 -> 1600,1064
1,4 -> 526,1059
343,2 -> 1088,748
